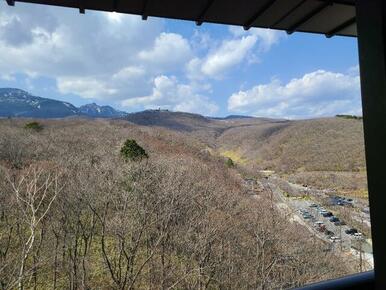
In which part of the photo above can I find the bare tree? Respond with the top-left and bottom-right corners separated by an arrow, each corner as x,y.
7,164 -> 63,290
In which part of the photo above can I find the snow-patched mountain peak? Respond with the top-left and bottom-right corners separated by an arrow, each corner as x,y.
79,103 -> 127,118
0,88 -> 127,118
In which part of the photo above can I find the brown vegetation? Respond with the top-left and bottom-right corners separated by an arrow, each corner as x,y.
258,118 -> 365,173
128,111 -> 366,174
0,118 -> 352,289
287,171 -> 368,194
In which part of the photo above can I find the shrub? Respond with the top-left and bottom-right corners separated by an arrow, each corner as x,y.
120,139 -> 148,161
226,157 -> 235,168
24,121 -> 43,132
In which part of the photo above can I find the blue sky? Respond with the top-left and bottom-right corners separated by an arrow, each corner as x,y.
0,1 -> 361,118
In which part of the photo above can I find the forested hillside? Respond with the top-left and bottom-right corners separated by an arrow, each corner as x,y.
0,118 -> 351,289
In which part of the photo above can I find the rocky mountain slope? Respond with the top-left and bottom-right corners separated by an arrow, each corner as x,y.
0,88 -> 78,118
0,88 -> 126,118
79,103 -> 126,118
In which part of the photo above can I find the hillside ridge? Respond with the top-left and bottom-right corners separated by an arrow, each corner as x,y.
0,88 -> 126,118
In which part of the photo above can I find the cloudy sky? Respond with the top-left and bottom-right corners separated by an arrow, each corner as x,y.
0,2 -> 361,118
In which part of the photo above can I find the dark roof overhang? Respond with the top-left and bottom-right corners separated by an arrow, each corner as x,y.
7,0 -> 357,38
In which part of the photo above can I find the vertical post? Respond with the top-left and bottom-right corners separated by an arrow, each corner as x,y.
356,0 -> 386,288
360,237 -> 363,272
339,225 -> 342,252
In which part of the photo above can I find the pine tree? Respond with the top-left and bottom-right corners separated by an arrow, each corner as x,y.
120,139 -> 148,161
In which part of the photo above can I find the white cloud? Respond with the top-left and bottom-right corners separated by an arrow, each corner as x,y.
139,32 -> 192,71
0,5 -> 163,78
105,12 -> 124,23
228,69 -> 361,119
0,3 -> 164,85
347,65 -> 360,76
0,2 -> 284,114
121,75 -> 218,115
112,66 -> 146,80
57,77 -> 118,99
191,30 -> 213,52
201,35 -> 257,78
250,28 -> 285,52
0,73 -> 16,81
0,3 -> 197,106
57,65 -> 150,100
229,26 -> 284,52
188,27 -> 284,80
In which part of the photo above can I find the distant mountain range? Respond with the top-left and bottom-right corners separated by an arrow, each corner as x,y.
78,102 -> 127,118
0,88 -> 260,121
0,88 -> 366,174
0,88 -> 127,118
211,115 -> 254,120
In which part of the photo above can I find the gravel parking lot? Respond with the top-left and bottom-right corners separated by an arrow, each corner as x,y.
258,176 -> 374,269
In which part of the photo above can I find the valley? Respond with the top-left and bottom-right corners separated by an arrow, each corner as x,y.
124,109 -> 372,273
0,90 -> 370,289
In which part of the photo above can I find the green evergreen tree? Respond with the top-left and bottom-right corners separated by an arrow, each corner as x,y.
24,121 -> 43,132
226,157 -> 235,168
120,139 -> 148,161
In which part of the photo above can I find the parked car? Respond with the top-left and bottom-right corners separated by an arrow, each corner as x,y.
303,214 -> 312,219
325,230 -> 334,236
329,236 -> 341,243
345,228 -> 358,235
329,216 -> 339,223
354,232 -> 363,238
309,203 -> 318,208
322,212 -> 333,217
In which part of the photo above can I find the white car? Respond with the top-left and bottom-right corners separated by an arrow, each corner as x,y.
354,232 -> 363,238
329,236 -> 341,243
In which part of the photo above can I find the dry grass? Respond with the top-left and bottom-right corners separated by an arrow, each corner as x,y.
219,149 -> 248,164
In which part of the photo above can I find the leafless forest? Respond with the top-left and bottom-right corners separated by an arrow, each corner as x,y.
0,118 -> 355,290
